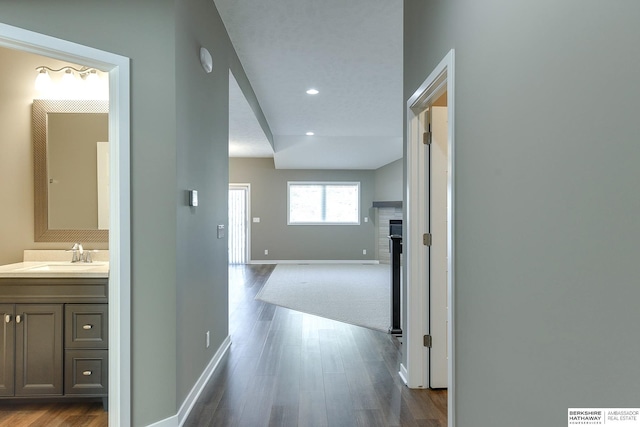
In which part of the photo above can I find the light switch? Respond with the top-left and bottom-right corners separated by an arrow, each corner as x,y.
189,190 -> 198,207
253,217 -> 260,223
217,225 -> 225,239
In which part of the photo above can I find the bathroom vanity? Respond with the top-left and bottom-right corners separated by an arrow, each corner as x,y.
0,254 -> 108,406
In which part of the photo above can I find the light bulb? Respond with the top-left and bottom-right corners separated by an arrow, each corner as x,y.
86,70 -> 100,86
62,69 -> 75,83
34,69 -> 51,91
60,69 -> 77,94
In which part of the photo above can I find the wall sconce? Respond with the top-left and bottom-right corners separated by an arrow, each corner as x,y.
35,66 -> 102,91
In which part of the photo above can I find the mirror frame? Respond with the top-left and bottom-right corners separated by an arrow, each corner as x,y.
33,99 -> 109,242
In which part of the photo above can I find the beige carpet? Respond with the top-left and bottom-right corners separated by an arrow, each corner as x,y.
255,263 -> 391,332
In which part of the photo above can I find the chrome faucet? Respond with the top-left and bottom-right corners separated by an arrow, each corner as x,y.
70,243 -> 83,262
70,243 -> 93,263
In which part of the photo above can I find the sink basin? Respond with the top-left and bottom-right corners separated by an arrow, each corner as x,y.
18,262 -> 107,272
26,264 -> 97,272
0,260 -> 109,278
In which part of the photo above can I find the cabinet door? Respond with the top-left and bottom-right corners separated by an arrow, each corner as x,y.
0,304 -> 14,396
15,304 -> 63,396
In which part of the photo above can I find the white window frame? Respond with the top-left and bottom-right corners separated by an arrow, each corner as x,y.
287,181 -> 361,225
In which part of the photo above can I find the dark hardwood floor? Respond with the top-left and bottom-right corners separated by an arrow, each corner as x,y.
185,264 -> 447,427
0,400 -> 107,427
0,264 -> 445,426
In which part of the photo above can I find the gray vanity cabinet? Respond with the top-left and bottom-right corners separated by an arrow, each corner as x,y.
0,277 -> 108,402
0,303 -> 64,397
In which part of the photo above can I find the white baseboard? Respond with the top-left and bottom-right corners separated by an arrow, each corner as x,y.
146,414 -> 178,427
145,336 -> 232,427
178,336 -> 231,425
248,259 -> 380,265
399,363 -> 409,385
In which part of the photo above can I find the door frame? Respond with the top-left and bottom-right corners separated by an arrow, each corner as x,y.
0,23 -> 131,426
404,49 -> 455,426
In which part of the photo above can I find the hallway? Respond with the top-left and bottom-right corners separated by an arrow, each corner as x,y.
184,264 -> 447,426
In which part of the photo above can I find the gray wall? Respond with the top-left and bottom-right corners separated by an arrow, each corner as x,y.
229,158 -> 376,261
175,0 -> 231,406
0,1 -> 246,425
404,1 -> 640,426
373,158 -> 403,201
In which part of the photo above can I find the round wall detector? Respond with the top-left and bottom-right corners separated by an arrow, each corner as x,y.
200,47 -> 213,73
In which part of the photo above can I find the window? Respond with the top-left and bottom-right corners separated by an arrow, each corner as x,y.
288,182 -> 360,225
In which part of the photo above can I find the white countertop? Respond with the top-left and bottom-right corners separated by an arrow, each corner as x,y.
0,261 -> 109,279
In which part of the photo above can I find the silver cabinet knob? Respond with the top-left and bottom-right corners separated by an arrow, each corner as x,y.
82,370 -> 92,376
16,315 -> 21,324
83,324 -> 93,330
4,314 -> 11,324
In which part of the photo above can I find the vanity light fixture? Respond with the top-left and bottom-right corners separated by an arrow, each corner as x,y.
306,88 -> 319,95
34,66 -> 102,90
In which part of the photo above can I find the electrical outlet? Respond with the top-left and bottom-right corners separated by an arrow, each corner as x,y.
364,217 -> 368,223
363,249 -> 367,255
206,331 -> 210,348
264,249 -> 269,255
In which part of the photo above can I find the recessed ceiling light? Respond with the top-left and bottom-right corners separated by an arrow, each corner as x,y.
306,131 -> 315,136
306,89 -> 319,95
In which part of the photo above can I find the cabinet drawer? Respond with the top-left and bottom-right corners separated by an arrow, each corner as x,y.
65,304 -> 108,349
64,349 -> 108,396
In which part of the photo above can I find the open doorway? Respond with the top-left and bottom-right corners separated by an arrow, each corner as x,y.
228,184 -> 250,264
0,23 -> 131,426
427,97 -> 449,389
405,49 -> 455,426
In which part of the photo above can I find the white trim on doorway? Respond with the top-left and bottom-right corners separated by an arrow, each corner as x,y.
0,23 -> 131,427
404,49 -> 455,427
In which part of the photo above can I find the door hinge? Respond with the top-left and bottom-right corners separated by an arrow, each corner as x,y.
423,130 -> 432,145
423,335 -> 432,348
423,233 -> 432,246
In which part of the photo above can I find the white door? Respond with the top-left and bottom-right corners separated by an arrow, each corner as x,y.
228,184 -> 250,264
429,106 -> 449,388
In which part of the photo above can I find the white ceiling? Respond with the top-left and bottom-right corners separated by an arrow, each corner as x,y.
217,0 -> 403,170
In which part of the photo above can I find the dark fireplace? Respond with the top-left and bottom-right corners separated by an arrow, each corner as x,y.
388,220 -> 402,335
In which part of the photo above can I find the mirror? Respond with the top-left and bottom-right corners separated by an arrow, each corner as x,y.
33,99 -> 109,242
